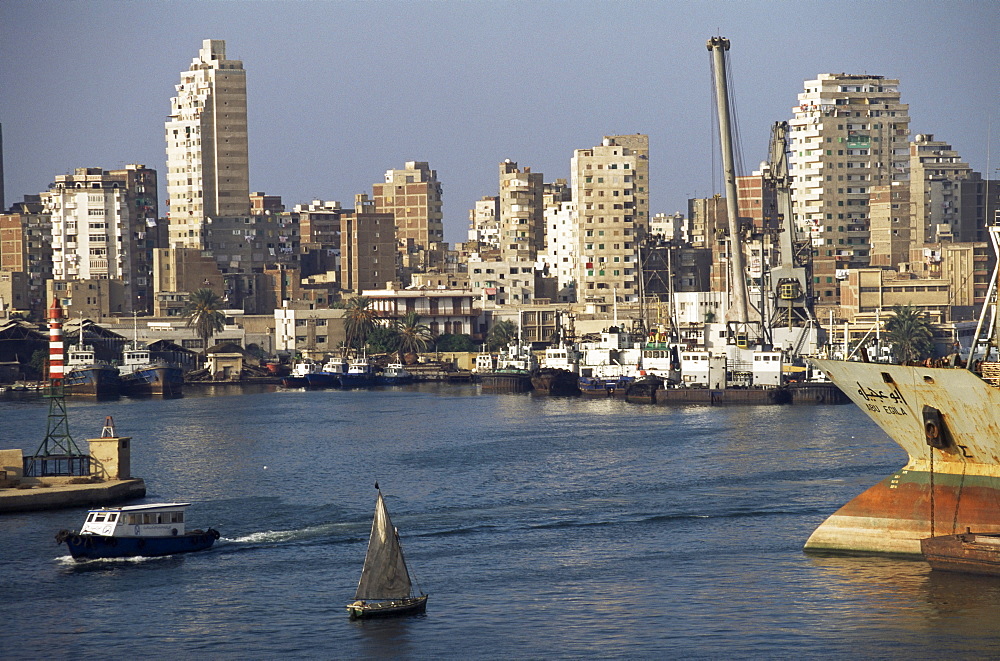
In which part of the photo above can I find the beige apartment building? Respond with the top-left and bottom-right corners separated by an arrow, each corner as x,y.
868,181 -> 911,269
165,39 -> 250,249
39,165 -> 158,315
570,135 -> 650,313
498,160 -> 544,262
789,74 -> 910,306
372,161 -> 444,273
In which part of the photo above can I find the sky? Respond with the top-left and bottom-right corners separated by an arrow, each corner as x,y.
2,0 -> 998,245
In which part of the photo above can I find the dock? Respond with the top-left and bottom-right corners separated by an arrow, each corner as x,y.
0,477 -> 146,513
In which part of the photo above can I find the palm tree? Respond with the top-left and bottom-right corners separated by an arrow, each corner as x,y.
486,320 -> 517,351
344,296 -> 378,354
183,288 -> 226,352
394,312 -> 433,361
884,304 -> 934,364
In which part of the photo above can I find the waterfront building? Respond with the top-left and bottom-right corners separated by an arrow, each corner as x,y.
788,73 -> 911,307
570,134 -> 650,313
0,196 -> 52,318
40,165 -> 158,315
498,160 -> 544,262
273,303 -> 347,358
165,39 -> 250,249
372,161 -> 444,274
362,287 -> 479,338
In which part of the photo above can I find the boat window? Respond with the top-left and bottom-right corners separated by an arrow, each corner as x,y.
87,513 -> 97,522
107,513 -> 118,522
143,513 -> 154,524
128,514 -> 139,525
94,512 -> 107,523
170,512 -> 184,523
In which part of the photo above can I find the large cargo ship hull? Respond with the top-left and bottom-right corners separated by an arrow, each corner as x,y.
805,360 -> 1000,556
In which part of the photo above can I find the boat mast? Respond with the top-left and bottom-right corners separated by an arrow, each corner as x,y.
707,36 -> 751,338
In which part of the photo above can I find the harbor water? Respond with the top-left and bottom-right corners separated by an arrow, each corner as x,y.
2,384 -> 999,658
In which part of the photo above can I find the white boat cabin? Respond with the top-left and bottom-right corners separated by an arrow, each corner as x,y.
79,503 -> 191,537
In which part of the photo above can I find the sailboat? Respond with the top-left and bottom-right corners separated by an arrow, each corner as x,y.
347,483 -> 428,619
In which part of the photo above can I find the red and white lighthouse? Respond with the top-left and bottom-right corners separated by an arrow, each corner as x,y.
48,298 -> 65,382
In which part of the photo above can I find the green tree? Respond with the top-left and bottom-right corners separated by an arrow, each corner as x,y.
183,288 -> 226,352
393,312 -> 433,360
435,333 -> 477,352
366,326 -> 398,354
486,320 -> 517,351
884,304 -> 934,364
344,296 -> 377,353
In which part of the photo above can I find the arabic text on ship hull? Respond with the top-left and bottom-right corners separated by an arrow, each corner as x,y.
805,359 -> 1000,556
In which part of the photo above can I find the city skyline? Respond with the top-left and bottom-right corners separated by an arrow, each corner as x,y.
2,0 -> 997,245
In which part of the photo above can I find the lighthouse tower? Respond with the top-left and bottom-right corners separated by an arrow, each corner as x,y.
25,299 -> 88,476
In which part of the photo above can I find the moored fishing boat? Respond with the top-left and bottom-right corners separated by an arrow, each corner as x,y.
346,483 -> 428,619
55,502 -> 220,560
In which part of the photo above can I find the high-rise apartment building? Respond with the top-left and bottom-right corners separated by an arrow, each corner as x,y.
498,160 -> 544,262
40,166 -> 158,315
372,161 -> 443,273
570,135 -> 649,312
789,74 -> 910,306
909,134 -> 979,244
165,39 -> 250,248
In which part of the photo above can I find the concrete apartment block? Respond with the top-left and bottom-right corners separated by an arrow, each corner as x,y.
789,74 -> 910,306
372,161 -> 444,273
166,39 -> 250,249
570,135 -> 649,313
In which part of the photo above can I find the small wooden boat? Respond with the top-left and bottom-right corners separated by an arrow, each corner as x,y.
347,484 -> 428,619
921,529 -> 1000,576
56,503 -> 219,560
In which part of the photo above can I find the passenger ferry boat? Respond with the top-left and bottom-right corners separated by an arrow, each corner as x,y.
56,503 -> 220,560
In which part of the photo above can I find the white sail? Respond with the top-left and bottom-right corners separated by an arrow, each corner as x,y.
354,492 -> 413,600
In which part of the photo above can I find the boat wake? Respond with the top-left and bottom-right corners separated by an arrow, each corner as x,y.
223,522 -> 357,545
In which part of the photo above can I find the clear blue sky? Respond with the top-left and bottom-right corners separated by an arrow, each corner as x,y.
2,0 -> 997,244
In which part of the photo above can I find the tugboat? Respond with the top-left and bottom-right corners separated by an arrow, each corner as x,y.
56,503 -> 219,560
63,344 -> 120,396
339,358 -> 377,388
376,362 -> 414,385
302,358 -> 347,388
119,345 -> 184,397
282,359 -> 320,387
